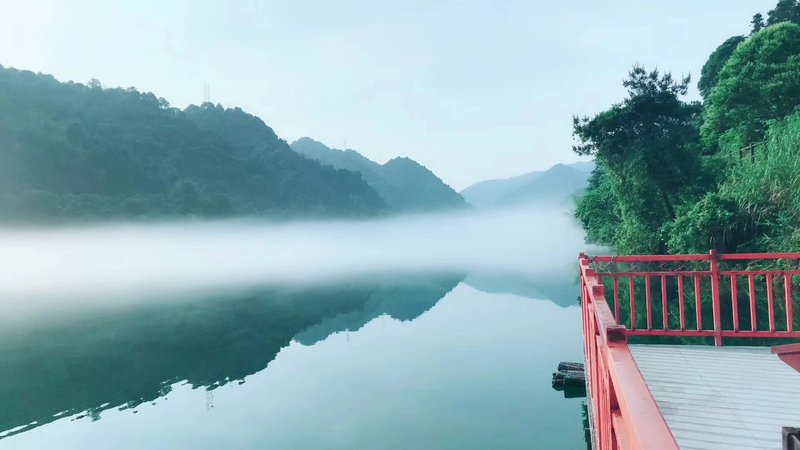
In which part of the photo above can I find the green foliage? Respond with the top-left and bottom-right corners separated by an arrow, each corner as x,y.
573,66 -> 703,253
752,13 -> 766,34
766,0 -> 800,25
0,67 -> 387,222
697,35 -> 745,99
722,111 -> 800,251
701,23 -> 800,152
666,192 -> 747,254
669,111 -> 800,254
574,165 -> 621,245
576,2 -> 800,259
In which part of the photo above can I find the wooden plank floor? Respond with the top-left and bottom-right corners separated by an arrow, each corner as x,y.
628,344 -> 800,450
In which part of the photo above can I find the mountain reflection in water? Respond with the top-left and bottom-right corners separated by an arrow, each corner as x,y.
0,273 -> 464,438
0,265 -> 588,450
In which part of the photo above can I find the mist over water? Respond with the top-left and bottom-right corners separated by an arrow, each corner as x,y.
0,206 -> 590,318
0,206 -> 593,448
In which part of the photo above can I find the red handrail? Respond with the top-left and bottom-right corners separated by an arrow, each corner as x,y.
586,251 -> 800,346
589,251 -> 800,263
580,255 -> 678,450
580,251 -> 800,449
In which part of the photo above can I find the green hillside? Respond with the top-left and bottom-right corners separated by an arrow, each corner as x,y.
0,66 -> 386,222
291,137 -> 467,213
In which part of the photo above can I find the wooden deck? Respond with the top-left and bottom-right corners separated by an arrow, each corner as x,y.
629,345 -> 800,449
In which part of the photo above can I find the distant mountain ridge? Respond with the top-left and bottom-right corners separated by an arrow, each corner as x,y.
291,137 -> 467,213
461,161 -> 593,209
459,171 -> 544,208
0,65 -> 387,222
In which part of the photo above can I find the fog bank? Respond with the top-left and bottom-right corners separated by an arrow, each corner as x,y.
0,206 -> 592,316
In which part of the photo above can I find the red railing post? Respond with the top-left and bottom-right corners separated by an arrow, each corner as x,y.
749,274 -> 757,331
786,274 -> 794,332
767,274 -> 776,332
709,250 -> 723,346
645,276 -> 652,330
730,274 -> 739,331
678,275 -> 685,330
661,274 -> 668,330
613,276 -> 620,324
629,277 -> 636,331
694,275 -> 702,331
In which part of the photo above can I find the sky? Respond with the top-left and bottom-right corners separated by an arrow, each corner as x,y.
0,0 -> 777,190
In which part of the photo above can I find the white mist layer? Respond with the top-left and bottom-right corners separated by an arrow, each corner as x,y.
0,206 -> 592,314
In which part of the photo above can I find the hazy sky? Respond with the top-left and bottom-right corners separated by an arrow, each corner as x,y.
0,0 -> 775,189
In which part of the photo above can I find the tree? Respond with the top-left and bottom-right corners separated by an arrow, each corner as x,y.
670,110 -> 800,254
574,164 -> 621,245
767,0 -> 800,25
751,13 -> 765,34
667,192 -> 747,254
65,122 -> 86,144
573,66 -> 703,253
697,35 -> 745,99
701,23 -> 800,152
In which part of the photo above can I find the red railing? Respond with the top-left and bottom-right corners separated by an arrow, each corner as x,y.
590,251 -> 800,346
580,251 -> 800,450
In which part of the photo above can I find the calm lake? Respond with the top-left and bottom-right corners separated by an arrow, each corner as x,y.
0,210 -> 589,449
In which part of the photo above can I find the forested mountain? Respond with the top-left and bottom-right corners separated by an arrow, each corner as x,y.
461,162 -> 592,208
460,170 -> 544,208
0,66 -> 386,222
290,137 -> 467,213
574,0 -> 800,255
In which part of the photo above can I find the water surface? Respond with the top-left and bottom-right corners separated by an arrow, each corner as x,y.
0,275 -> 585,449
0,208 -> 589,448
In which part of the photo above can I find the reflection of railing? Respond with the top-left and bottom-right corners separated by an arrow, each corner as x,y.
579,251 -> 800,450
